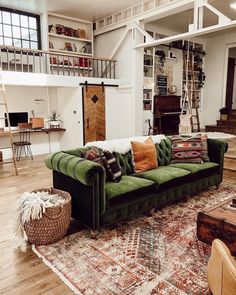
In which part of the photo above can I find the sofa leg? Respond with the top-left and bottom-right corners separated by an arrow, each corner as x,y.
90,230 -> 99,239
215,184 -> 220,190
147,208 -> 155,216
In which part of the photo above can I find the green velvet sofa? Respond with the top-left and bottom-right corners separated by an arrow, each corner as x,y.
45,138 -> 228,230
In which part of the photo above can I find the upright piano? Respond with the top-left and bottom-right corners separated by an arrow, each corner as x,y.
153,95 -> 181,135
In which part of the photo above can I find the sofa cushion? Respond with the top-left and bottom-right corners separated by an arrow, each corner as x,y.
171,134 -> 203,164
133,166 -> 191,191
102,150 -> 122,183
131,137 -> 158,173
201,134 -> 210,162
171,162 -> 220,180
105,175 -> 156,207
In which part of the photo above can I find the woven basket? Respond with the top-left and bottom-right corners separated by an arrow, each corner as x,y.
24,188 -> 71,245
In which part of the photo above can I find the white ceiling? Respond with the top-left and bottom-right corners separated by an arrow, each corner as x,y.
0,0 -> 144,21
148,0 -> 236,34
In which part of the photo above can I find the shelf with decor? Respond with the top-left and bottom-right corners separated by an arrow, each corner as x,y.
49,49 -> 92,57
47,13 -> 93,57
48,33 -> 92,43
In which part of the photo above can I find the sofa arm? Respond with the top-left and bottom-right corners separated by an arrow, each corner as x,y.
208,139 -> 228,163
207,139 -> 228,178
45,152 -> 105,186
45,152 -> 106,220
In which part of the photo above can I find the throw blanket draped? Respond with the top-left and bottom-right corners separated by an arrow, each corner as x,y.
14,191 -> 64,240
86,135 -> 167,154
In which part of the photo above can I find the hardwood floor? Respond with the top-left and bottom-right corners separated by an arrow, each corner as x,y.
0,156 -> 72,295
0,154 -> 235,295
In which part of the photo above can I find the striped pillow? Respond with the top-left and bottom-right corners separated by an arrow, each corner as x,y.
102,150 -> 122,183
171,134 -> 203,164
201,134 -> 209,162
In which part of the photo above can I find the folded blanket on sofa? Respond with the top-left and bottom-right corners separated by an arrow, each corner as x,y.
85,135 -> 166,154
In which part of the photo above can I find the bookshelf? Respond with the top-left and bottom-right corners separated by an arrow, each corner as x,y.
47,13 -> 93,57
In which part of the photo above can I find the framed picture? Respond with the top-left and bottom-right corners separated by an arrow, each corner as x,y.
65,42 -> 73,51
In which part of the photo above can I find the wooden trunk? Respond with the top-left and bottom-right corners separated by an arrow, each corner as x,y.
197,198 -> 236,255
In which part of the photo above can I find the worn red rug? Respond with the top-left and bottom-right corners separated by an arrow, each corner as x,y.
33,184 -> 236,295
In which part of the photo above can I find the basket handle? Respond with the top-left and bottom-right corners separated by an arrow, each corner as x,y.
44,206 -> 63,219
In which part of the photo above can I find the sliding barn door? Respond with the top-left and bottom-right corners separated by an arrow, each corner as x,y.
83,86 -> 106,144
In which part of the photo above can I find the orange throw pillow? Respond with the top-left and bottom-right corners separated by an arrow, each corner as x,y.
131,137 -> 158,173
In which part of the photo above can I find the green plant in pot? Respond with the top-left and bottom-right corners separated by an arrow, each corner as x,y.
219,107 -> 229,121
47,110 -> 62,128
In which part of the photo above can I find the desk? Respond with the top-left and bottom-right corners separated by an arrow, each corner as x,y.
0,128 -> 66,153
0,128 -> 66,137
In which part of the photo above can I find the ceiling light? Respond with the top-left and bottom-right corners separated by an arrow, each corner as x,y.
230,3 -> 236,9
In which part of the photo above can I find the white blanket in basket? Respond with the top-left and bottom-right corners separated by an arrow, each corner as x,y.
13,191 -> 64,240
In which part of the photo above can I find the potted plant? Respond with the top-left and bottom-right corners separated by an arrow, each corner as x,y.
47,110 -> 62,128
219,107 -> 229,121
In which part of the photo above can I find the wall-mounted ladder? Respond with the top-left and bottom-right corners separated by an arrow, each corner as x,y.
182,50 -> 200,132
0,72 -> 18,175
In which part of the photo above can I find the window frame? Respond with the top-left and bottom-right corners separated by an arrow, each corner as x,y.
0,6 -> 41,50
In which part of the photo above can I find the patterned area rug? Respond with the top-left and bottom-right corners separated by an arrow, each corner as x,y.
33,184 -> 236,295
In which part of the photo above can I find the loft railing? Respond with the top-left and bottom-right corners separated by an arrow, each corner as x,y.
0,45 -> 116,79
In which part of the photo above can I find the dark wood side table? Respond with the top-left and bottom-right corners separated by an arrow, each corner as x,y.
197,198 -> 236,255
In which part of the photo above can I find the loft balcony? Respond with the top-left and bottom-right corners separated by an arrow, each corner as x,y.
0,45 -> 117,87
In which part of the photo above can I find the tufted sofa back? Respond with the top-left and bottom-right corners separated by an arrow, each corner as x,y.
64,138 -> 172,176
114,138 -> 172,175
156,138 -> 172,166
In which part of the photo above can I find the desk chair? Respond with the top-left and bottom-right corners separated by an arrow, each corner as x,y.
148,119 -> 158,135
13,123 -> 33,161
207,239 -> 236,295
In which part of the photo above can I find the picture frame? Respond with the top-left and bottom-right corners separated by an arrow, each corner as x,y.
64,42 -> 73,51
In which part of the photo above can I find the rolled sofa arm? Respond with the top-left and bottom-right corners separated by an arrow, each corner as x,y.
207,139 -> 228,178
45,151 -> 105,186
45,152 -> 106,220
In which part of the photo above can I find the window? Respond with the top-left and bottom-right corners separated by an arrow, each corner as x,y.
0,7 -> 41,50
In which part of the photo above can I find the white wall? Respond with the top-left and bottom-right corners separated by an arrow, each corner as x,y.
95,25 -> 144,136
57,87 -> 84,149
202,30 -> 236,126
1,86 -> 60,159
106,87 -> 134,139
56,85 -> 136,151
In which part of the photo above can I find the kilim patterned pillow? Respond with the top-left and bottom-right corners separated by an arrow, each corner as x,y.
83,147 -> 103,165
102,150 -> 122,183
201,134 -> 209,162
171,134 -> 203,164
83,147 -> 110,180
